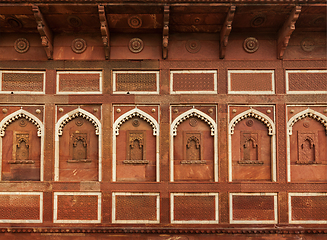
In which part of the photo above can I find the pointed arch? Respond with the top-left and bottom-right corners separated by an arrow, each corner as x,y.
229,108 -> 275,135
171,108 -> 216,136
54,107 -> 102,181
56,108 -> 101,138
287,109 -> 327,135
114,108 -> 159,136
0,109 -> 43,137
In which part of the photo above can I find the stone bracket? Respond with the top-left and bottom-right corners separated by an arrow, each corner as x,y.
277,6 -> 301,60
162,5 -> 169,59
219,5 -> 236,59
98,5 -> 110,60
32,5 -> 53,60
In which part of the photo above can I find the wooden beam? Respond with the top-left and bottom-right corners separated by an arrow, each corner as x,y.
32,5 -> 53,60
162,5 -> 169,60
277,6 -> 301,60
219,5 -> 236,59
98,5 -> 110,60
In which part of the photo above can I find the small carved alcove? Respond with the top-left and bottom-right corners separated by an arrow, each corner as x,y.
59,115 -> 98,181
289,114 -> 327,182
231,116 -> 272,181
174,116 -> 214,182
116,116 -> 156,182
2,118 -> 41,181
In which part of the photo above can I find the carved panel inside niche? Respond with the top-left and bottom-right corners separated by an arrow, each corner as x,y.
116,116 -> 156,181
59,116 -> 98,181
174,116 -> 214,181
239,131 -> 263,165
297,131 -> 319,164
2,119 -> 40,181
232,117 -> 271,181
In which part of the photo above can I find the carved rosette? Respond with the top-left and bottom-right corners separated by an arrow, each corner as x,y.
301,38 -> 315,52
128,16 -> 142,28
14,38 -> 30,53
129,38 -> 144,53
251,14 -> 266,27
67,15 -> 82,28
243,37 -> 259,53
71,38 -> 87,54
185,39 -> 201,53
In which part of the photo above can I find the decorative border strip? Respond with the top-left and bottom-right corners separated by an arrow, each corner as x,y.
228,70 -> 275,94
0,71 -> 45,94
170,70 -> 217,94
112,192 -> 160,224
229,193 -> 278,224
0,192 -> 43,223
285,70 -> 327,94
289,193 -> 327,224
53,192 -> 101,224
113,71 -> 159,95
170,193 -> 219,224
56,71 -> 102,94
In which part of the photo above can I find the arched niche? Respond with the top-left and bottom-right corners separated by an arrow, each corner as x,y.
0,109 -> 44,181
113,108 -> 159,182
287,109 -> 327,182
55,108 -> 102,181
170,108 -> 218,182
228,108 -> 276,182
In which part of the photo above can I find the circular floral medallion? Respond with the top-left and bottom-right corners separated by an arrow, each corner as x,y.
67,15 -> 82,28
71,38 -> 87,54
19,119 -> 27,127
246,119 -> 254,127
129,38 -> 144,53
303,121 -> 310,128
301,38 -> 315,52
186,39 -> 201,53
75,118 -> 84,127
243,37 -> 259,53
132,119 -> 140,127
128,16 -> 142,28
14,38 -> 30,53
189,118 -> 198,127
251,14 -> 266,27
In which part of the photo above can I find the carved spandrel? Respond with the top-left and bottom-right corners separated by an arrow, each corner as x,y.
297,131 -> 320,165
239,131 -> 263,165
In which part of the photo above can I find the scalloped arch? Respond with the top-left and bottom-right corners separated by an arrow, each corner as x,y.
57,108 -> 101,136
0,109 -> 43,137
288,108 -> 327,135
229,108 -> 275,135
171,108 -> 216,136
114,108 -> 159,136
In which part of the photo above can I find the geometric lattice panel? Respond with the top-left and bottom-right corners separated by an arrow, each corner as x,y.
228,70 -> 275,94
286,70 -> 327,94
56,71 -> 102,94
1,71 -> 45,94
53,192 -> 101,223
112,192 -> 160,223
230,193 -> 278,224
289,193 -> 327,224
0,192 -> 43,223
171,193 -> 218,224
170,70 -> 217,94
113,71 -> 159,94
